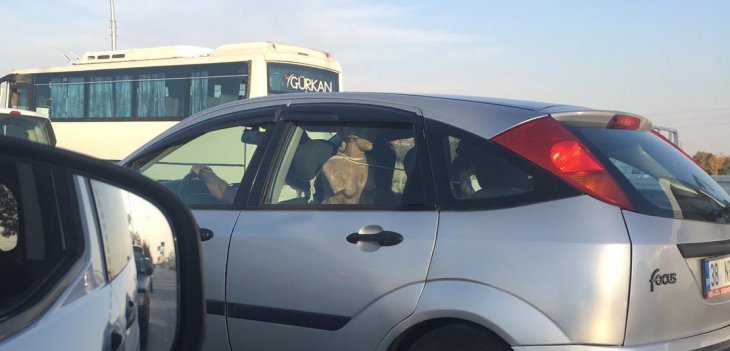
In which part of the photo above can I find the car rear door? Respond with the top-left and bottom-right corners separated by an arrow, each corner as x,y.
566,121 -> 730,345
225,103 -> 439,351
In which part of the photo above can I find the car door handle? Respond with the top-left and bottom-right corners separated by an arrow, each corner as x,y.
200,228 -> 214,242
346,230 -> 403,247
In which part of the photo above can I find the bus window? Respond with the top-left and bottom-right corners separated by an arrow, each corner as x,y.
190,63 -> 249,114
9,86 -> 30,110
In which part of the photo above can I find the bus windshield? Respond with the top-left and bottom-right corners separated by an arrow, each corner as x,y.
268,63 -> 339,94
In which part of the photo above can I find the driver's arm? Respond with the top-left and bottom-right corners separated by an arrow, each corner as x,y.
191,165 -> 228,201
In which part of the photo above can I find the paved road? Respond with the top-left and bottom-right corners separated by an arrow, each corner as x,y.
142,268 -> 177,351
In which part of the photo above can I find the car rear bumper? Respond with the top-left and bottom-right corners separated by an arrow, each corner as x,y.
513,323 -> 730,351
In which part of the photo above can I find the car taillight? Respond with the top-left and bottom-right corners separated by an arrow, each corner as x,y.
9,110 -> 21,116
607,114 -> 641,130
138,290 -> 150,305
493,116 -> 634,210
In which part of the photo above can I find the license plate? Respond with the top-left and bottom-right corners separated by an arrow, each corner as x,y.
704,255 -> 730,299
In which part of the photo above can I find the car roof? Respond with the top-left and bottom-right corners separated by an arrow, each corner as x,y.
123,92 -> 594,163
0,108 -> 51,120
196,92 -> 584,115
178,92 -> 589,129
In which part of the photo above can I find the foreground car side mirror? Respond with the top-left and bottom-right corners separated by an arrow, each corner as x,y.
0,137 -> 204,351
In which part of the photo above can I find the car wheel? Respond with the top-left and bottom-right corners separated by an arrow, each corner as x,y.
406,324 -> 510,351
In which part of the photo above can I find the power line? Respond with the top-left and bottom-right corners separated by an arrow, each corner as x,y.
644,107 -> 730,116
672,121 -> 730,128
654,115 -> 730,123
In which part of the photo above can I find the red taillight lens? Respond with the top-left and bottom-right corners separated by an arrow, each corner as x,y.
550,141 -> 603,173
493,116 -> 634,210
9,110 -> 21,116
607,114 -> 641,130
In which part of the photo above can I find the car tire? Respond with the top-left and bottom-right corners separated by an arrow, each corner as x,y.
406,324 -> 510,351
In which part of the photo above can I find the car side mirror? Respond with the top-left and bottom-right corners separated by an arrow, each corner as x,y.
0,138 -> 204,351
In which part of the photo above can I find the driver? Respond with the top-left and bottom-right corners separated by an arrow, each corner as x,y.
190,165 -> 232,202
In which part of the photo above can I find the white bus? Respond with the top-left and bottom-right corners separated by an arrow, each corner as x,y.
0,42 -> 342,160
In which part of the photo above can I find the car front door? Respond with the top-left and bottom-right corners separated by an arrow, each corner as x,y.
225,103 -> 439,350
134,108 -> 279,351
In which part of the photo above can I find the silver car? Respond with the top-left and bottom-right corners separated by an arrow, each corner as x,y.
124,93 -> 730,350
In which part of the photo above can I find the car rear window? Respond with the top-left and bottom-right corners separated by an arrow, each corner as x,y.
0,114 -> 51,145
569,127 -> 730,224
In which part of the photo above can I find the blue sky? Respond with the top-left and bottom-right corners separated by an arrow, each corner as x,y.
1,0 -> 728,154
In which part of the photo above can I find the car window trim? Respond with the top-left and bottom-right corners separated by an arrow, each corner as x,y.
126,109 -> 278,170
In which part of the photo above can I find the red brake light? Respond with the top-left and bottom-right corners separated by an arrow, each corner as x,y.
607,114 -> 641,130
493,116 -> 634,210
9,110 -> 21,116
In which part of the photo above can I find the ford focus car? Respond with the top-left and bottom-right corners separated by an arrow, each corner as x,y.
123,93 -> 730,351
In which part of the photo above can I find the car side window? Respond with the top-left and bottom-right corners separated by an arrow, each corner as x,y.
426,119 -> 579,210
0,161 -> 83,315
90,180 -> 134,281
445,134 -> 535,200
263,122 -> 421,207
136,122 -> 270,206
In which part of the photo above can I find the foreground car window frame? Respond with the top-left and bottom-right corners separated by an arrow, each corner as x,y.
0,137 -> 205,351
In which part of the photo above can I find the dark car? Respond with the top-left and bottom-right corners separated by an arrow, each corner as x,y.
134,245 -> 153,345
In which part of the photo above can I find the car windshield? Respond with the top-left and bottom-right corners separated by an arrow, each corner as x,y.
0,114 -> 51,145
133,247 -> 144,265
570,127 -> 730,224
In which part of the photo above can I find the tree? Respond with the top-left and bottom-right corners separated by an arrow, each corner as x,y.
692,152 -> 730,175
720,156 -> 730,175
142,242 -> 153,262
0,185 -> 19,239
693,151 -> 714,173
709,154 -> 728,175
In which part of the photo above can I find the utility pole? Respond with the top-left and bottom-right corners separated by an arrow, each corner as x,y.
109,0 -> 118,51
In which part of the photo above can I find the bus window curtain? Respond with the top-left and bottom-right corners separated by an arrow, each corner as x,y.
88,76 -> 113,118
50,77 -> 84,119
190,71 -> 208,115
114,75 -> 132,118
137,74 -> 166,118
